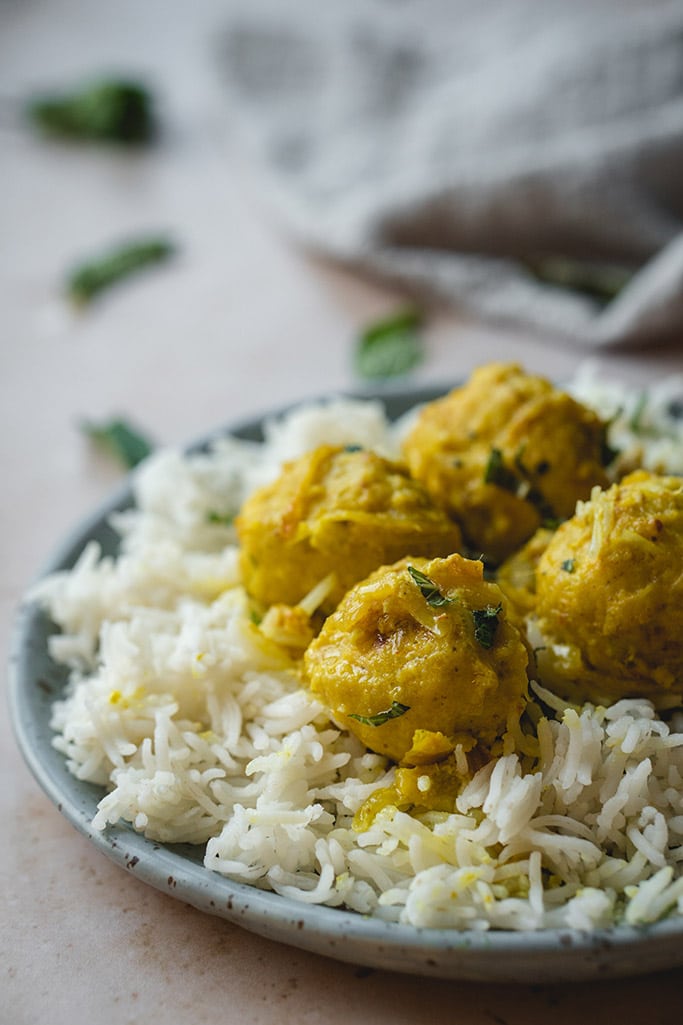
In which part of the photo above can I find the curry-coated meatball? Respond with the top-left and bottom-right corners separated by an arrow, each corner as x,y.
236,445 -> 462,613
402,363 -> 611,564
495,527 -> 555,623
533,471 -> 683,703
303,553 -> 529,762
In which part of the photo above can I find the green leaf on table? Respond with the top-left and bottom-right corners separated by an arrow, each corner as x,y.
66,236 -> 175,305
81,417 -> 154,469
354,307 -> 424,380
27,79 -> 155,144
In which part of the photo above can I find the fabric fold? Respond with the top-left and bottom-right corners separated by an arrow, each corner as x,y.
220,0 -> 683,347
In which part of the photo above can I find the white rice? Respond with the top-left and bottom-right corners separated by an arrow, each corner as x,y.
31,375 -> 683,932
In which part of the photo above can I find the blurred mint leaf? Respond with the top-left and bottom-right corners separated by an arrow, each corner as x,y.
354,307 -> 424,380
81,417 -> 154,469
27,79 -> 155,144
67,236 -> 175,305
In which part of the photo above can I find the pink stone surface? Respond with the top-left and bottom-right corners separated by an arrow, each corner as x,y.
2,3 -> 682,1021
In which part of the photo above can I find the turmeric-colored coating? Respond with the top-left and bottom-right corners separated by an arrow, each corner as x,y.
534,471 -> 683,702
402,363 -> 610,563
303,553 -> 529,762
236,445 -> 461,613
496,527 -> 555,623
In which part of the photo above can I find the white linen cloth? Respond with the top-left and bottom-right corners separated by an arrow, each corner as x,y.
220,0 -> 683,347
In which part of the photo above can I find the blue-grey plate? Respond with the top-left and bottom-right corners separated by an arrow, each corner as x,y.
9,386 -> 683,983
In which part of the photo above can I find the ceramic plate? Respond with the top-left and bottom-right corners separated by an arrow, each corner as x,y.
9,385 -> 683,983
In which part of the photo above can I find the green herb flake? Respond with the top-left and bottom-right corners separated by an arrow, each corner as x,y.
354,307 -> 424,381
407,565 -> 455,608
27,79 -> 155,144
472,603 -> 502,649
81,417 -> 153,469
561,559 -> 576,573
484,447 -> 518,492
348,701 -> 410,727
206,510 -> 234,527
484,447 -> 558,524
67,236 -> 175,305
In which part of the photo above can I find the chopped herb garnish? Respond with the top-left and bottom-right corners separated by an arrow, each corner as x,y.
206,510 -> 234,526
344,444 -> 363,453
472,603 -> 502,649
354,307 -> 424,380
524,257 -> 633,305
484,447 -> 518,491
27,79 -> 155,144
67,236 -> 175,305
407,565 -> 454,608
484,447 -> 557,523
561,559 -> 576,573
81,417 -> 153,469
348,701 -> 410,727
514,447 -> 558,522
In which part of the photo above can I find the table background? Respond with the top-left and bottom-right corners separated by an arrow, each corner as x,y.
2,2 -> 682,1022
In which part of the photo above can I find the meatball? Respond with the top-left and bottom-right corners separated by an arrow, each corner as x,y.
533,471 -> 683,703
496,527 -> 555,623
303,553 -> 529,762
236,445 -> 462,613
402,363 -> 610,564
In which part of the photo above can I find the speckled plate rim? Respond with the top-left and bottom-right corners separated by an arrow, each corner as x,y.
8,383 -> 683,984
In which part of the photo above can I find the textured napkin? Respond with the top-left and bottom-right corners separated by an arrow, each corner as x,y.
220,0 -> 683,347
